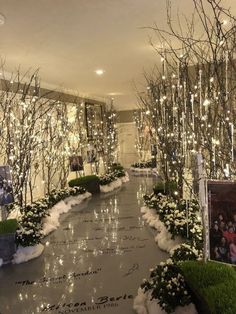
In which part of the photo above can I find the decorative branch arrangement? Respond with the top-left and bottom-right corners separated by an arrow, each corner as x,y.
103,105 -> 118,171
133,110 -> 152,161
0,65 -> 115,206
135,0 -> 236,196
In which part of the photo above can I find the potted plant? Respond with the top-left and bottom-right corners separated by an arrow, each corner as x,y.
0,218 -> 18,264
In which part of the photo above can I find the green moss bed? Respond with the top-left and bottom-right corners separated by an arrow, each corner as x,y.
179,261 -> 236,314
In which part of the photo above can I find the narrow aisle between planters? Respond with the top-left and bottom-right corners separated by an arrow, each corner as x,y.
0,174 -> 168,314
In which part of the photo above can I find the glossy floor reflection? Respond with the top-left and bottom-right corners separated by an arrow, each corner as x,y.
0,174 -> 168,314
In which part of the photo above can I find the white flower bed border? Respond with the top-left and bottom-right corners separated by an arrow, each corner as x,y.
141,206 -> 184,253
99,172 -> 129,193
1,191 -> 92,267
133,205 -> 198,314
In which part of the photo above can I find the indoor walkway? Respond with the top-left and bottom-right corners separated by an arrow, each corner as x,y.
0,174 -> 168,314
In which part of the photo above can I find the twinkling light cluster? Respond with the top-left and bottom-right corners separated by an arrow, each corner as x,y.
135,0 -> 236,197
133,110 -> 152,161
0,69 -> 115,205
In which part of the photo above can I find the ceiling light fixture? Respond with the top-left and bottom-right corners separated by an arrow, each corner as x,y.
95,69 -> 104,76
0,13 -> 6,26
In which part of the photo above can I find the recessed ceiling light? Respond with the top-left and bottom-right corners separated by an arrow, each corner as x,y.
108,92 -> 123,96
0,14 -> 6,26
95,69 -> 104,76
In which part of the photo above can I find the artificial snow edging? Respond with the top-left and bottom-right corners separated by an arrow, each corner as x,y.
99,172 -> 129,193
1,191 -> 92,267
133,288 -> 197,314
42,191 -> 91,236
130,167 -> 153,173
141,206 -> 184,253
13,243 -> 44,264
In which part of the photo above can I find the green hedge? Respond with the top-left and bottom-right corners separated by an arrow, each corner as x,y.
68,175 -> 100,194
179,261 -> 236,314
69,175 -> 99,187
0,219 -> 18,235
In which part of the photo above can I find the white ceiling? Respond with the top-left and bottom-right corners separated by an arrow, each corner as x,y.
0,0 -> 235,110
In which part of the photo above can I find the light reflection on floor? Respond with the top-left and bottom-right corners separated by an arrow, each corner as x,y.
0,174 -> 168,314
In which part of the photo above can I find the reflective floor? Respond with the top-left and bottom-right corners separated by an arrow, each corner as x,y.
0,174 -> 168,314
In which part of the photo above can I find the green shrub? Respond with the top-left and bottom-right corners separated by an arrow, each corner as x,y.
69,175 -> 100,194
0,219 -> 18,234
131,161 -> 153,168
142,259 -> 191,313
201,281 -> 236,314
179,261 -> 236,314
153,180 -> 178,196
68,175 -> 99,187
179,260 -> 236,289
111,163 -> 124,171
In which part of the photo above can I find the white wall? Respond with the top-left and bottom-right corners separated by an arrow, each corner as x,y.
117,122 -> 139,168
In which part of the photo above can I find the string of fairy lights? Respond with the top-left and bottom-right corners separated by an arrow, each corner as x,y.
0,73 -> 118,205
135,7 -> 236,197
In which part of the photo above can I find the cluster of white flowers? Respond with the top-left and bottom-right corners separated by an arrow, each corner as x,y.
99,169 -> 126,186
15,186 -> 86,247
145,192 -> 203,246
138,189 -> 203,313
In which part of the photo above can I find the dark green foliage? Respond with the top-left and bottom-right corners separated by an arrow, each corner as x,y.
113,169 -> 126,178
179,260 -> 236,289
99,173 -> 116,185
131,160 -> 153,168
0,219 -> 18,235
142,261 -> 191,313
15,186 -> 86,247
201,281 -> 236,314
179,261 -> 236,314
68,175 -> 99,188
171,244 -> 202,263
153,180 -> 178,196
111,163 -> 124,172
69,175 -> 100,193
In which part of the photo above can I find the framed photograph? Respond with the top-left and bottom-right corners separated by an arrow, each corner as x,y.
69,156 -> 83,172
208,180 -> 236,265
0,165 -> 14,206
87,150 -> 97,163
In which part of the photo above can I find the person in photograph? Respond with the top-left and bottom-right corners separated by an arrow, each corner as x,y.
233,213 -> 236,231
214,237 -> 229,263
219,220 -> 227,232
70,157 -> 79,172
217,213 -> 225,224
223,226 -> 236,244
2,186 -> 14,205
226,220 -> 234,230
0,182 -> 6,205
0,182 -> 4,195
229,238 -> 236,264
210,222 -> 223,258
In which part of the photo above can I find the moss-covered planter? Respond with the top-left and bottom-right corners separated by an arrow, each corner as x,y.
0,233 -> 16,263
